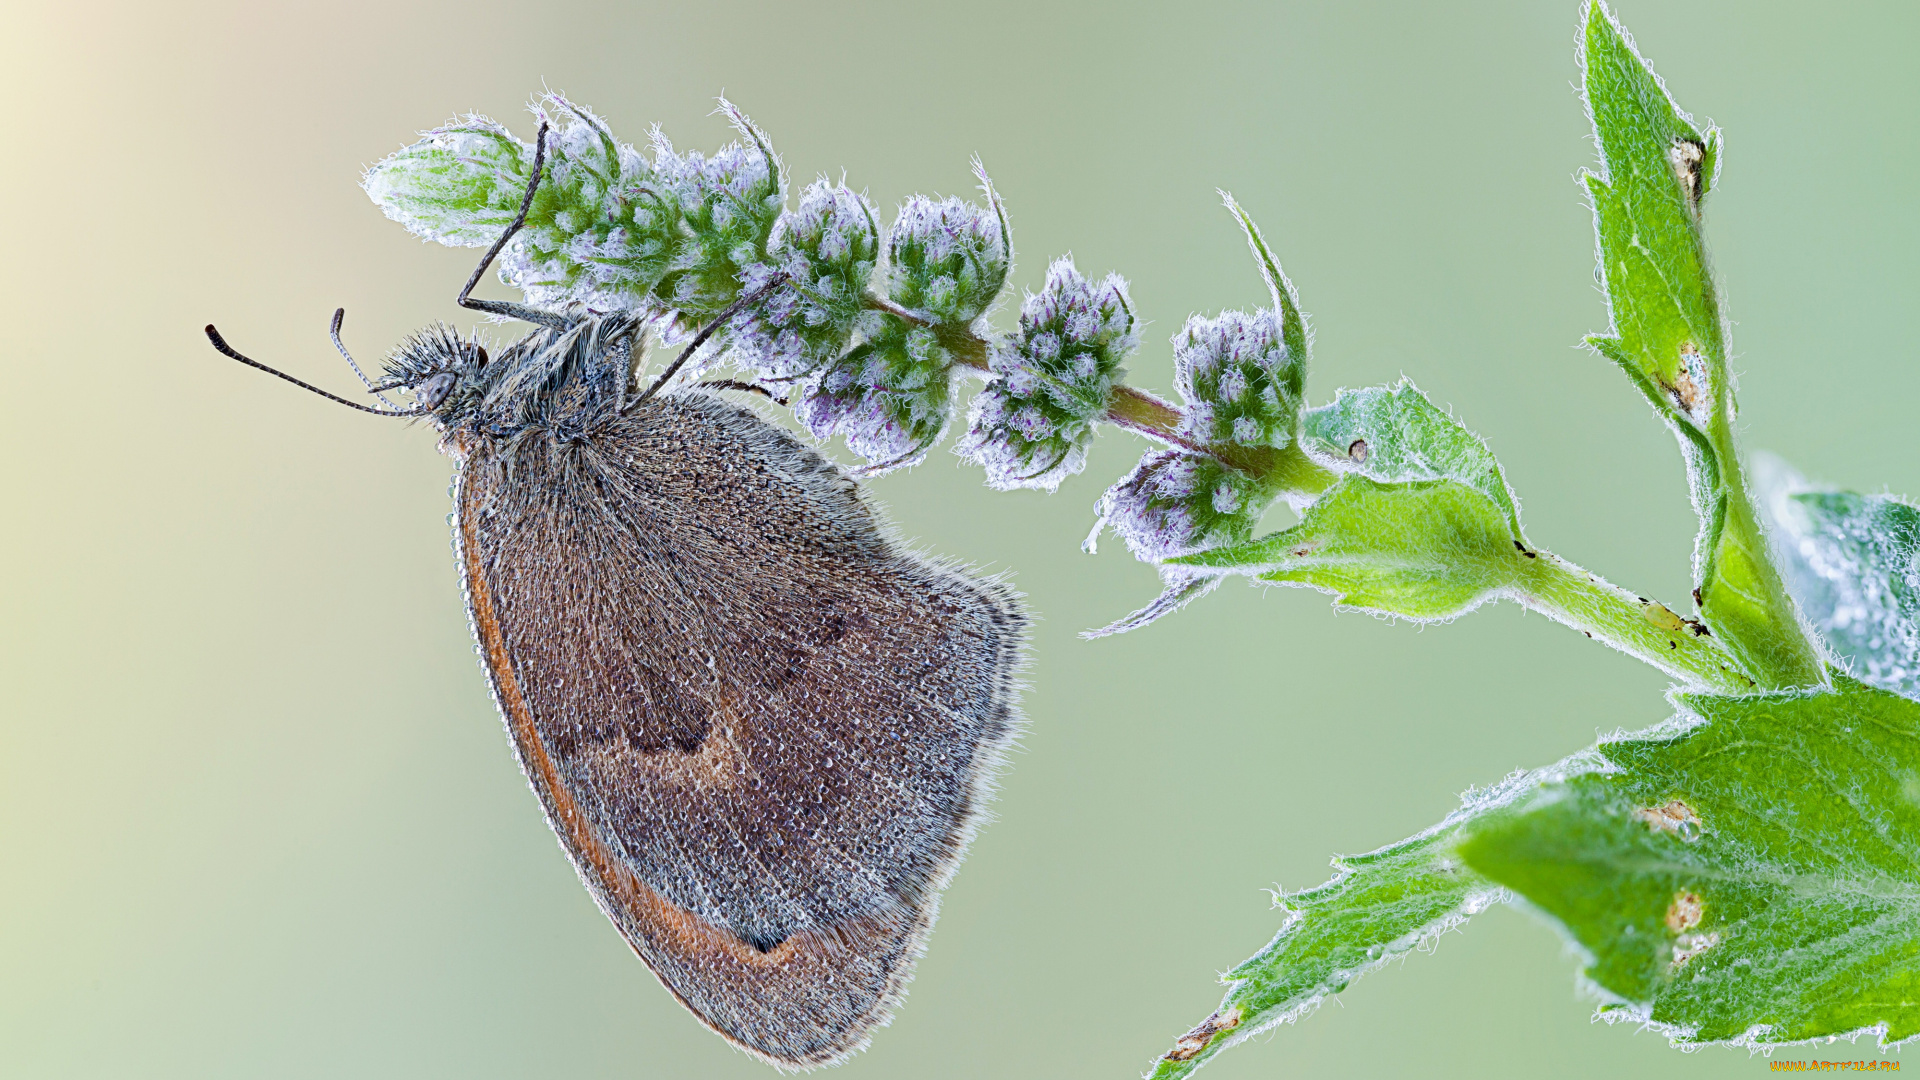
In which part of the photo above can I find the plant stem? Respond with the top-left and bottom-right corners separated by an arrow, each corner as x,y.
1104,385 -> 1339,499
1511,550 -> 1754,693
862,292 -> 997,373
1104,384 -> 1196,448
1703,420 -> 1827,689
1677,140 -> 1824,689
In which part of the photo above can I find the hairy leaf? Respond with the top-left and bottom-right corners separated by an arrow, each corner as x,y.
1172,382 -> 1527,621
1579,1 -> 1820,687
1222,194 -> 1309,407
1461,676 -> 1920,1046
1757,456 -> 1920,701
1176,476 -> 1524,620
1300,380 -> 1523,540
1152,678 -> 1920,1075
1145,762 -> 1596,1078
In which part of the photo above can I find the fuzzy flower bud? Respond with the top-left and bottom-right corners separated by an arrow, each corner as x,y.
794,314 -> 954,472
364,100 -> 681,312
364,96 -> 787,318
884,181 -> 1010,325
1086,449 -> 1272,561
648,101 -> 786,320
362,116 -> 536,247
957,256 -> 1137,490
736,180 -> 880,382
498,96 -> 682,310
1172,308 -> 1303,449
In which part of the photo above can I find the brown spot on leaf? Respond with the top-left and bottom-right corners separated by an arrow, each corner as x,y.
1635,800 -> 1702,840
1665,890 -> 1705,932
1347,439 -> 1369,464
1164,1008 -> 1243,1063
1660,343 -> 1711,423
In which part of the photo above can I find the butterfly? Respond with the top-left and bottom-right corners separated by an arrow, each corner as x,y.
207,124 -> 1025,1068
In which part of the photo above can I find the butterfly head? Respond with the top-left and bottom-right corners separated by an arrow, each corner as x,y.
375,324 -> 491,425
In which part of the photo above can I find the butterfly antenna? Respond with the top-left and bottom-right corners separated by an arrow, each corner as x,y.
205,324 -> 418,417
330,308 -> 399,408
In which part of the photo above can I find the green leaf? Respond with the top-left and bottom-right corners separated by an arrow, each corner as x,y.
1460,675 -> 1920,1046
1157,377 -> 1748,687
1145,762 -> 1590,1078
1299,379 -> 1523,540
1579,2 -> 1822,688
1222,194 -> 1309,408
1152,678 -> 1920,1075
1171,382 -> 1528,621
1582,12 -> 1714,402
1756,455 -> 1920,701
1177,476 -> 1524,620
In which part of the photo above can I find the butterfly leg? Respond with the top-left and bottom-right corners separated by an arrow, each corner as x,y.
456,121 -> 571,330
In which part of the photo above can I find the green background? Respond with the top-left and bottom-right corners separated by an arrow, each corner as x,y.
5,0 -> 1915,1075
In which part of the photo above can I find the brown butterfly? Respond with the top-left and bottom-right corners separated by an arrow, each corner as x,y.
206,125 -> 1025,1068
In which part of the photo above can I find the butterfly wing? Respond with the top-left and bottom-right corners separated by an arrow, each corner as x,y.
454,391 -> 1024,1067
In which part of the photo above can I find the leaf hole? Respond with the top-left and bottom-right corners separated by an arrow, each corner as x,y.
1670,137 -> 1706,205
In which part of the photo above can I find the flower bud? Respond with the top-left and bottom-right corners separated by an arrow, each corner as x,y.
884,177 -> 1010,326
736,180 -> 880,382
957,256 -> 1136,491
648,100 -> 786,320
361,95 -> 700,314
793,314 -> 954,472
362,116 -> 535,246
1086,449 -> 1272,561
1172,308 -> 1302,449
508,98 -> 684,311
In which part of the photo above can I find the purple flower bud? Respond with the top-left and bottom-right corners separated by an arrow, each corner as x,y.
1086,449 -> 1273,561
1171,308 -> 1304,449
734,180 -> 880,382
886,174 -> 1011,325
794,316 -> 954,473
957,256 -> 1137,491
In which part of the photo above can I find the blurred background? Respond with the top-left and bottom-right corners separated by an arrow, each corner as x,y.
4,0 -> 1915,1076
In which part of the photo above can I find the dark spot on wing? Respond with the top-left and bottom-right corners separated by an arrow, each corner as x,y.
736,926 -> 791,953
758,602 -> 864,690
552,662 -> 713,757
620,667 -> 711,754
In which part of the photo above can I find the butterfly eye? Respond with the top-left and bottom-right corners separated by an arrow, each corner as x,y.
472,345 -> 490,369
416,372 -> 458,410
